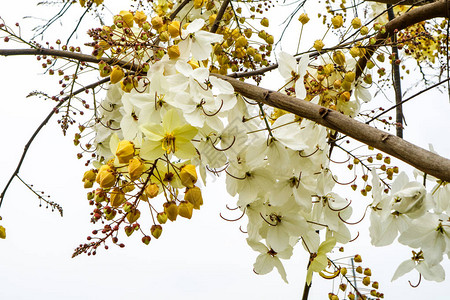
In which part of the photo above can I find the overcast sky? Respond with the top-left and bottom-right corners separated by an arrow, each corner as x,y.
0,1 -> 449,299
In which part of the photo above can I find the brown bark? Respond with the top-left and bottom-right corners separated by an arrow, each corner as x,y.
213,74 -> 450,182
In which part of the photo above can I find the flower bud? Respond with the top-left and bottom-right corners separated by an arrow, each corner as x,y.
168,45 -> 180,59
168,21 -> 181,38
360,26 -> 369,35
126,208 -> 141,223
333,51 -> 346,66
142,21 -> 151,32
260,17 -> 269,27
145,183 -> 160,198
184,186 -> 203,209
125,226 -> 134,236
116,140 -> 135,164
151,16 -> 163,29
354,254 -> 362,262
367,60 -> 375,69
340,267 -> 347,276
128,158 -> 144,181
142,235 -> 151,245
159,31 -> 170,42
235,36 -> 248,48
351,17 -> 361,29
194,0 -> 204,8
339,91 -> 351,102
344,71 -> 356,83
82,169 -> 97,187
180,165 -> 197,188
117,11 -> 134,27
178,201 -> 194,219
333,79 -> 342,89
0,225 -> 6,239
362,276 -> 370,286
110,66 -> 125,84
151,225 -> 163,239
331,15 -> 343,29
364,268 -> 372,276
157,212 -> 168,224
313,39 -> 324,51
96,165 -> 116,188
164,201 -> 178,221
133,11 -> 147,27
110,187 -> 125,208
298,13 -> 310,25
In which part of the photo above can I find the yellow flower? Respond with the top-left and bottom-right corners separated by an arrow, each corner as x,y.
110,187 -> 126,207
184,186 -> 203,209
140,109 -> 198,160
110,66 -> 125,84
167,45 -> 180,59
306,237 -> 336,285
119,10 -> 134,27
133,11 -> 147,27
331,15 -> 343,29
168,21 -> 181,38
128,158 -> 144,181
178,201 -> 194,219
96,165 -> 116,188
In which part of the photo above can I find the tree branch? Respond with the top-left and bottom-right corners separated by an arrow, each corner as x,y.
356,0 -> 449,78
213,73 -> 450,182
0,77 -> 110,208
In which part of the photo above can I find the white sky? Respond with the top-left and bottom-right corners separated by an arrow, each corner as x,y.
0,1 -> 449,299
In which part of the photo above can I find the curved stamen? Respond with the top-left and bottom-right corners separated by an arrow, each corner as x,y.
259,213 -> 278,226
338,205 -> 369,225
327,153 -> 350,164
409,273 -> 422,288
226,204 -> 239,211
211,136 -> 235,151
202,99 -> 224,116
241,95 -> 258,105
331,174 -> 357,185
327,198 -> 352,212
220,207 -> 246,222
299,147 -> 320,158
225,170 -> 247,180
349,231 -> 360,242
239,226 -> 247,234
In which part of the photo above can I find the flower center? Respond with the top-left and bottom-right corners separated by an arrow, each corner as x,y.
162,133 -> 176,154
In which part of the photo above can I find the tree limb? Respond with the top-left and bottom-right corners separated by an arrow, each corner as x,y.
213,73 -> 450,182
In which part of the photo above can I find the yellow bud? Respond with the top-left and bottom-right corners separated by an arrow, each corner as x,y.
354,254 -> 362,262
134,11 -> 147,27
348,293 -> 355,300
120,76 -> 135,93
344,71 -> 356,83
351,17 -> 361,29
119,10 -> 134,27
98,40 -> 110,50
235,36 -> 248,48
180,165 -> 198,188
254,53 -> 262,62
340,267 -> 347,276
178,201 -> 194,219
247,47 -> 256,56
372,281 -> 379,289
126,208 -> 141,223
96,165 -> 116,188
128,158 -> 143,181
159,31 -> 170,42
367,60 -> 375,69
266,35 -> 274,44
260,17 -> 269,27
157,212 -> 168,224
244,28 -> 252,38
145,183 -> 160,198
168,21 -> 181,38
164,201 -> 178,221
364,268 -> 372,276
79,0 -> 86,6
323,64 -> 334,75
194,0 -> 204,9
331,15 -> 343,29
333,50 -> 346,66
0,225 -> 5,239
360,26 -> 369,35
362,276 -> 371,286
116,140 -> 135,164
313,40 -> 324,51
209,14 -> 217,25
167,45 -> 180,59
151,16 -> 164,29
110,187 -> 125,208
333,79 -> 342,89
339,91 -> 351,102
94,0 -> 103,5
341,80 -> 352,91
82,169 -> 97,183
110,66 -> 125,84
350,46 -> 360,58
184,186 -> 203,209
151,225 -> 163,239
298,13 -> 310,25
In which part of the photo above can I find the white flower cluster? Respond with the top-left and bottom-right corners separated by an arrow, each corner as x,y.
88,17 -> 449,284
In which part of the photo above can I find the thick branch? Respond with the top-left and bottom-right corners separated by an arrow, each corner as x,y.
213,74 -> 450,182
356,0 -> 449,78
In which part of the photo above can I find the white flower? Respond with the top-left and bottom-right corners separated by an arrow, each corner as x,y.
392,250 -> 445,282
247,239 -> 293,283
178,19 -> 223,61
277,51 -> 309,99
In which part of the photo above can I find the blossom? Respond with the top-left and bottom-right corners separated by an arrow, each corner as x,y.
140,109 -> 198,160
277,52 -> 309,99
306,237 -> 336,285
392,250 -> 445,282
247,239 -> 293,283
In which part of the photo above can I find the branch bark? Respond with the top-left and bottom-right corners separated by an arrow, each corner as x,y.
213,73 -> 450,182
